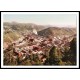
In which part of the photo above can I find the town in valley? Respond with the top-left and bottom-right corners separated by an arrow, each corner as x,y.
3,22 -> 76,66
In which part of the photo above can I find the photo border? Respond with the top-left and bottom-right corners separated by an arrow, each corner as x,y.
0,11 -> 79,69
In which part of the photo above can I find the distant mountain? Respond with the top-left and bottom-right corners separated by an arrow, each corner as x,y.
3,22 -> 48,43
38,27 -> 76,37
3,22 -> 76,43
3,22 -> 47,32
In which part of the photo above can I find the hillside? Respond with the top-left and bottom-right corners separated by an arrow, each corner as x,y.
38,27 -> 76,37
3,22 -> 76,44
3,22 -> 47,43
3,22 -> 47,32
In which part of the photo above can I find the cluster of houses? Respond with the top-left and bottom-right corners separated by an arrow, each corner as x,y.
3,29 -> 76,64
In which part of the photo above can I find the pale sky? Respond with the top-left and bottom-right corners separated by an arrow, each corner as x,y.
3,13 -> 77,27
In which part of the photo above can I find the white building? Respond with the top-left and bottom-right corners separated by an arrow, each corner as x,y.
33,29 -> 37,35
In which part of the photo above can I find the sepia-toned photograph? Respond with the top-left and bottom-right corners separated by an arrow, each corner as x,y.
1,12 -> 79,68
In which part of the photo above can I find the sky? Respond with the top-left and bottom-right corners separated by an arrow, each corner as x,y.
3,13 -> 77,27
